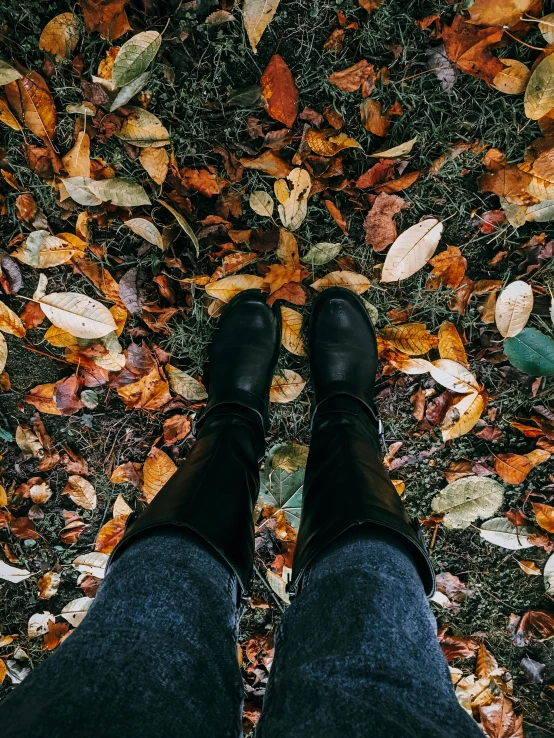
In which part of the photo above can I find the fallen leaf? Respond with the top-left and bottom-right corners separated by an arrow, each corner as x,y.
518,560 -> 541,575
360,99 -> 389,136
301,242 -> 342,265
467,0 -> 535,27
532,502 -> 554,533
112,31 -> 161,88
61,131 -> 91,178
305,129 -> 361,156
431,476 -> 504,529
243,0 -> 281,53
205,274 -> 265,302
441,390 -> 487,441
39,12 -> 79,60
0,301 -> 26,337
37,571 -> 61,599
275,168 -> 311,231
125,218 -> 163,248
165,364 -> 208,401
117,366 -> 172,410
311,270 -> 370,294
480,517 -> 537,549
270,370 -> 305,403
115,107 -> 170,148
250,191 -> 274,217
442,16 -> 503,85
163,414 -> 192,444
280,306 -> 306,356
381,218 -> 444,282
139,146 -> 169,185
143,446 -> 177,503
428,246 -> 467,289
369,137 -> 417,158
328,59 -> 374,92
61,596 -> 94,626
438,322 -> 468,366
12,231 -> 83,269
429,359 -> 479,394
380,323 -> 439,355
0,560 -> 32,583
94,515 -> 127,554
5,67 -> 57,143
28,612 -> 54,638
495,281 -> 533,338
492,59 -> 531,95
240,150 -> 292,178
479,697 -> 524,738
63,475 -> 97,510
78,0 -> 131,40
38,292 -> 117,339
364,192 -> 409,252
261,54 -> 298,128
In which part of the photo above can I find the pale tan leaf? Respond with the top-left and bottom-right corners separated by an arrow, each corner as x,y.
12,231 -> 83,269
0,333 -> 7,374
441,390 -> 487,441
369,137 -> 417,158
270,370 -> 306,403
524,54 -> 554,120
280,306 -> 306,356
165,364 -> 208,401
115,106 -> 169,147
0,60 -> 22,86
158,200 -> 200,256
125,218 -> 163,248
495,281 -> 533,338
431,475 -> 504,529
311,270 -> 370,294
63,475 -> 97,510
62,131 -> 91,178
143,447 -> 177,503
15,424 -> 43,458
28,612 -> 54,638
429,359 -> 480,394
38,292 -> 117,339
526,449 -> 551,469
243,0 -> 281,52
113,494 -> 132,518
205,274 -> 265,302
480,517 -> 537,549
0,301 -> 26,337
250,190 -> 274,217
275,168 -> 311,231
492,59 -> 531,95
109,71 -> 151,112
539,12 -> 554,44
61,596 -> 94,626
72,552 -> 108,579
381,218 -> 443,282
139,146 -> 168,184
0,560 -> 31,583
518,560 -> 541,575
87,178 -> 151,207
0,97 -> 21,130
276,229 -> 299,269
39,13 -> 79,59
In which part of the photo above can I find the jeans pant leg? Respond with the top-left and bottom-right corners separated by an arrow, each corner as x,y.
257,527 -> 483,738
0,529 -> 244,738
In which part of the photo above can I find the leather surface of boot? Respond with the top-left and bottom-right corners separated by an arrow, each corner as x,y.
108,290 -> 281,595
290,287 -> 435,597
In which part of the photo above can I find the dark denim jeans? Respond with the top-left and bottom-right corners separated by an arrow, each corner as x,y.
0,527 -> 482,738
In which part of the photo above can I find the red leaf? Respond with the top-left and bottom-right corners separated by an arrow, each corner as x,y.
261,54 -> 299,129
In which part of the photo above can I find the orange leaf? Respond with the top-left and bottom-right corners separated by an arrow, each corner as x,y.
380,323 -> 439,355
360,99 -> 389,136
143,446 -> 177,503
117,366 -> 172,411
328,59 -> 374,92
240,150 -> 292,178
180,167 -> 220,197
438,321 -> 468,366
261,54 -> 299,129
94,515 -> 127,554
5,67 -> 57,142
532,502 -> 554,533
78,0 -> 131,40
494,453 -> 532,484
442,16 -> 504,85
428,246 -> 467,289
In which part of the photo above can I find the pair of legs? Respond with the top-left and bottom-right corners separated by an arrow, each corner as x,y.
0,288 -> 482,737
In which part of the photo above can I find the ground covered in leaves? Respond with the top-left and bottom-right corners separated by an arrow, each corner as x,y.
1,0 -> 554,734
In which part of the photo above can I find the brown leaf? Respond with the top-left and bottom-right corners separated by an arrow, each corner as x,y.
94,515 -> 127,554
428,246 -> 467,289
240,150 -> 292,178
478,166 -> 536,206
73,257 -> 123,307
442,16 -> 504,85
266,282 -> 306,306
360,99 -> 390,136
411,386 -> 426,421
180,167 -> 220,197
479,697 -> 524,738
494,453 -> 532,484
24,383 -> 62,415
359,0 -> 385,12
467,0 -> 535,28
532,502 -> 554,533
210,252 -> 257,282
117,366 -> 172,411
139,146 -> 169,185
110,461 -> 142,489
324,199 -> 348,234
356,159 -> 395,189
37,571 -> 61,599
373,170 -> 420,194
20,302 -> 46,329
509,610 -> 554,646
15,193 -> 38,222
63,475 -> 97,510
437,625 -> 479,662
163,414 -> 192,444
261,54 -> 299,128
0,301 -> 26,337
324,28 -> 345,53
5,67 -> 57,142
54,375 -> 84,415
364,192 -> 409,251
143,446 -> 177,503
44,621 -> 70,651
328,60 -> 374,92
78,0 -> 131,40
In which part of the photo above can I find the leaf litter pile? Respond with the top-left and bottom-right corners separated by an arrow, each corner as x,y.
1,0 -> 554,732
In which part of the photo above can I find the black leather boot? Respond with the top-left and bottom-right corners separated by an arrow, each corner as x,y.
108,290 -> 281,595
289,287 -> 435,596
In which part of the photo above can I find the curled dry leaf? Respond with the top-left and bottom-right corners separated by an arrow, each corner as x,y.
495,281 -> 533,338
380,323 -> 439,355
441,390 -> 487,441
280,306 -> 306,356
243,0 -> 281,53
143,446 -> 177,503
381,219 -> 443,283
16,424 -> 43,458
431,476 -> 504,529
63,475 -> 97,510
438,321 -> 468,366
12,231 -> 83,269
73,552 -> 108,579
39,13 -> 79,60
328,59 -> 374,92
270,370 -> 306,403
38,292 -> 117,339
139,146 -> 169,185
311,271 -> 370,294
428,246 -> 467,289
205,274 -> 265,303
28,612 -> 55,638
305,129 -> 361,156
94,515 -> 127,554
0,301 -> 26,337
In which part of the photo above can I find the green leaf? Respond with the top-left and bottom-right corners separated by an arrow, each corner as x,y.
271,442 -> 309,473
112,31 -> 161,88
301,241 -> 342,265
88,178 -> 151,207
0,59 -> 22,86
504,327 -> 554,377
158,200 -> 200,256
259,465 -> 304,529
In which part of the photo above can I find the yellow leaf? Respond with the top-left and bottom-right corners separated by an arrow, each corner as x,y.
524,54 -> 554,120
125,218 -> 163,248
492,59 -> 531,95
63,475 -> 97,510
44,325 -> 79,347
205,274 -> 265,302
275,168 -> 311,231
525,448 -> 551,469
116,106 -> 170,147
143,447 -> 177,503
495,281 -> 533,337
94,515 -> 127,554
0,96 -> 21,130
5,70 -> 56,143
62,131 -> 91,178
369,137 -> 417,158
165,364 -> 208,401
139,146 -> 169,185
380,323 -> 439,355
381,218 -> 443,282
441,390 -> 487,441
276,229 -> 299,269
0,301 -> 26,337
306,129 -> 361,156
438,321 -> 468,366
113,494 -> 132,518
311,270 -> 370,294
243,0 -> 281,52
39,12 -> 79,60
280,306 -> 306,356
12,231 -> 83,269
270,370 -> 306,403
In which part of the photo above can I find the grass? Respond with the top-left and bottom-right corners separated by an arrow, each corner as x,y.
1,0 -> 554,733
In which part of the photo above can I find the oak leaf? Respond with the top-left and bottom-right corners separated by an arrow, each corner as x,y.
428,246 -> 467,289
328,60 -> 374,92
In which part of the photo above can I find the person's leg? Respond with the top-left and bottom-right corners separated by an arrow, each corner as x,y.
0,290 -> 281,738
0,528 -> 244,738
258,288 -> 479,737
257,527 -> 482,738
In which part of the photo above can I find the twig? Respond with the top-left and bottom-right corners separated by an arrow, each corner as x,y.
400,66 -> 451,83
503,29 -> 544,51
